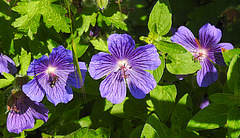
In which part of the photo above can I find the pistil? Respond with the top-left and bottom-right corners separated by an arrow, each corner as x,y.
117,60 -> 132,79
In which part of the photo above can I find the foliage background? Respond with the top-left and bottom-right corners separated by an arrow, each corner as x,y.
0,0 -> 240,137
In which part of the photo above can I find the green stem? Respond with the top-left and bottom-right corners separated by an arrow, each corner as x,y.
117,0 -> 123,19
64,0 -> 86,101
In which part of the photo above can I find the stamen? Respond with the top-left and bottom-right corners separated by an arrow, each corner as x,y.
192,49 -> 208,62
117,60 -> 131,79
195,38 -> 201,48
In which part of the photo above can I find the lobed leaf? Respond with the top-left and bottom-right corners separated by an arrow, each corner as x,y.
12,0 -> 71,38
90,38 -> 108,52
77,12 -> 97,37
19,48 -> 31,76
102,11 -> 128,31
0,72 -> 14,89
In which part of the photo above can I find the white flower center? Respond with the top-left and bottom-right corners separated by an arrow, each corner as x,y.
192,49 -> 208,62
46,66 -> 58,88
117,60 -> 132,79
46,66 -> 56,74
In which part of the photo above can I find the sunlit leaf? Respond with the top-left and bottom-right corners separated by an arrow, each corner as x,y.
187,103 -> 229,131
77,12 -> 97,37
12,0 -> 71,38
171,93 -> 192,132
155,40 -> 187,54
148,0 -> 171,36
90,38 -> 108,52
147,55 -> 165,84
150,83 -> 177,122
227,54 -> 240,95
166,52 -> 201,74
0,72 -> 14,89
141,113 -> 170,138
227,108 -> 240,138
223,48 -> 240,66
19,48 -> 31,76
102,11 -> 128,31
65,127 -> 110,138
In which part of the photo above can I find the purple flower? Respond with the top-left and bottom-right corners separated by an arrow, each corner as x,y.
0,53 -> 17,75
171,23 -> 234,87
89,34 -> 161,104
7,90 -> 48,134
22,46 -> 87,106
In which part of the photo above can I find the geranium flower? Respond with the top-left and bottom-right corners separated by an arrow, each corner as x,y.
171,23 -> 234,87
0,53 -> 17,75
7,90 -> 48,133
22,46 -> 87,105
89,34 -> 161,104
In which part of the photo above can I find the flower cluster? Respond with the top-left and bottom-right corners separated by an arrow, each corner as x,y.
0,28 -> 234,134
171,23 -> 233,87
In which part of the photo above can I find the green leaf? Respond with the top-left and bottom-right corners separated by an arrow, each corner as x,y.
67,36 -> 89,58
148,0 -> 171,36
90,38 -> 108,52
179,130 -> 200,138
47,39 -> 60,53
102,11 -> 128,31
129,125 -> 144,138
12,0 -> 70,37
150,83 -> 177,122
155,41 -> 187,54
210,93 -> 234,106
0,72 -> 15,89
110,97 -> 148,119
77,116 -> 92,128
141,113 -> 170,138
166,52 -> 201,74
19,48 -> 31,76
65,127 -> 110,138
227,54 -> 240,95
77,12 -> 97,37
223,48 -> 240,66
25,119 -> 44,132
171,93 -> 193,133
147,55 -> 165,84
187,103 -> 229,131
227,108 -> 240,138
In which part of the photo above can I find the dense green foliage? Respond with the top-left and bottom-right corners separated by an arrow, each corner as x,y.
0,0 -> 240,137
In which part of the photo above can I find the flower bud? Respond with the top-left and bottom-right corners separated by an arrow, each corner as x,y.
96,0 -> 108,10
